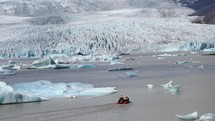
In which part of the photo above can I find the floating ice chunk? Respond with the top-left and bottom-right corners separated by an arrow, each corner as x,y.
152,53 -> 178,57
157,57 -> 165,60
161,80 -> 173,89
126,71 -> 137,77
76,87 -> 118,97
147,84 -> 154,89
197,113 -> 215,121
161,81 -> 181,94
52,64 -> 72,69
176,111 -> 199,120
29,54 -> 70,69
0,81 -> 41,104
110,60 -> 123,65
49,54 -> 70,64
203,48 -> 215,52
168,85 -> 181,94
29,57 -> 53,69
11,80 -> 117,99
1,60 -> 21,70
175,61 -> 191,64
77,64 -> 96,69
1,64 -> 21,70
0,68 -> 17,76
197,65 -> 205,70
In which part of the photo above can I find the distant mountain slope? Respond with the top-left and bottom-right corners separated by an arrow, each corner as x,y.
174,0 -> 215,10
174,0 -> 215,24
191,3 -> 215,24
0,0 -> 180,17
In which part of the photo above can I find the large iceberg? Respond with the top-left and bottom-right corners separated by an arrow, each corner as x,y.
0,81 -> 41,104
0,80 -> 117,104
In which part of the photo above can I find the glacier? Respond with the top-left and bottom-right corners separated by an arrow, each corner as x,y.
0,80 -> 117,104
0,0 -> 215,59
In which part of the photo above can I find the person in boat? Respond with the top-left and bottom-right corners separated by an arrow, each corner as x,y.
118,95 -> 124,104
123,96 -> 130,104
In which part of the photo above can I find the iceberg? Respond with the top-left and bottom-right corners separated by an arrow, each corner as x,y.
28,54 -> 71,69
0,81 -> 41,104
1,80 -> 117,104
197,113 -> 215,121
176,111 -> 199,120
161,80 -> 173,89
168,85 -> 181,94
12,80 -> 117,99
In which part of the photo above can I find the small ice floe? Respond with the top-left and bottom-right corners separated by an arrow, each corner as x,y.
147,84 -> 154,89
157,57 -> 165,60
197,113 -> 215,121
108,67 -> 133,71
77,64 -> 96,69
175,61 -> 191,64
168,85 -> 181,94
197,65 -> 205,70
110,60 -> 124,65
71,95 -> 77,98
152,53 -> 178,57
161,80 -> 181,94
161,80 -> 173,89
191,51 -> 197,54
175,111 -> 199,120
126,71 -> 137,77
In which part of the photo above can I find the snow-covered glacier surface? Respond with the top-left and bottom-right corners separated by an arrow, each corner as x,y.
0,80 -> 117,104
1,17 -> 215,59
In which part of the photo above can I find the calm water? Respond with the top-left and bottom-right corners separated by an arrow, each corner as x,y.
0,53 -> 215,121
